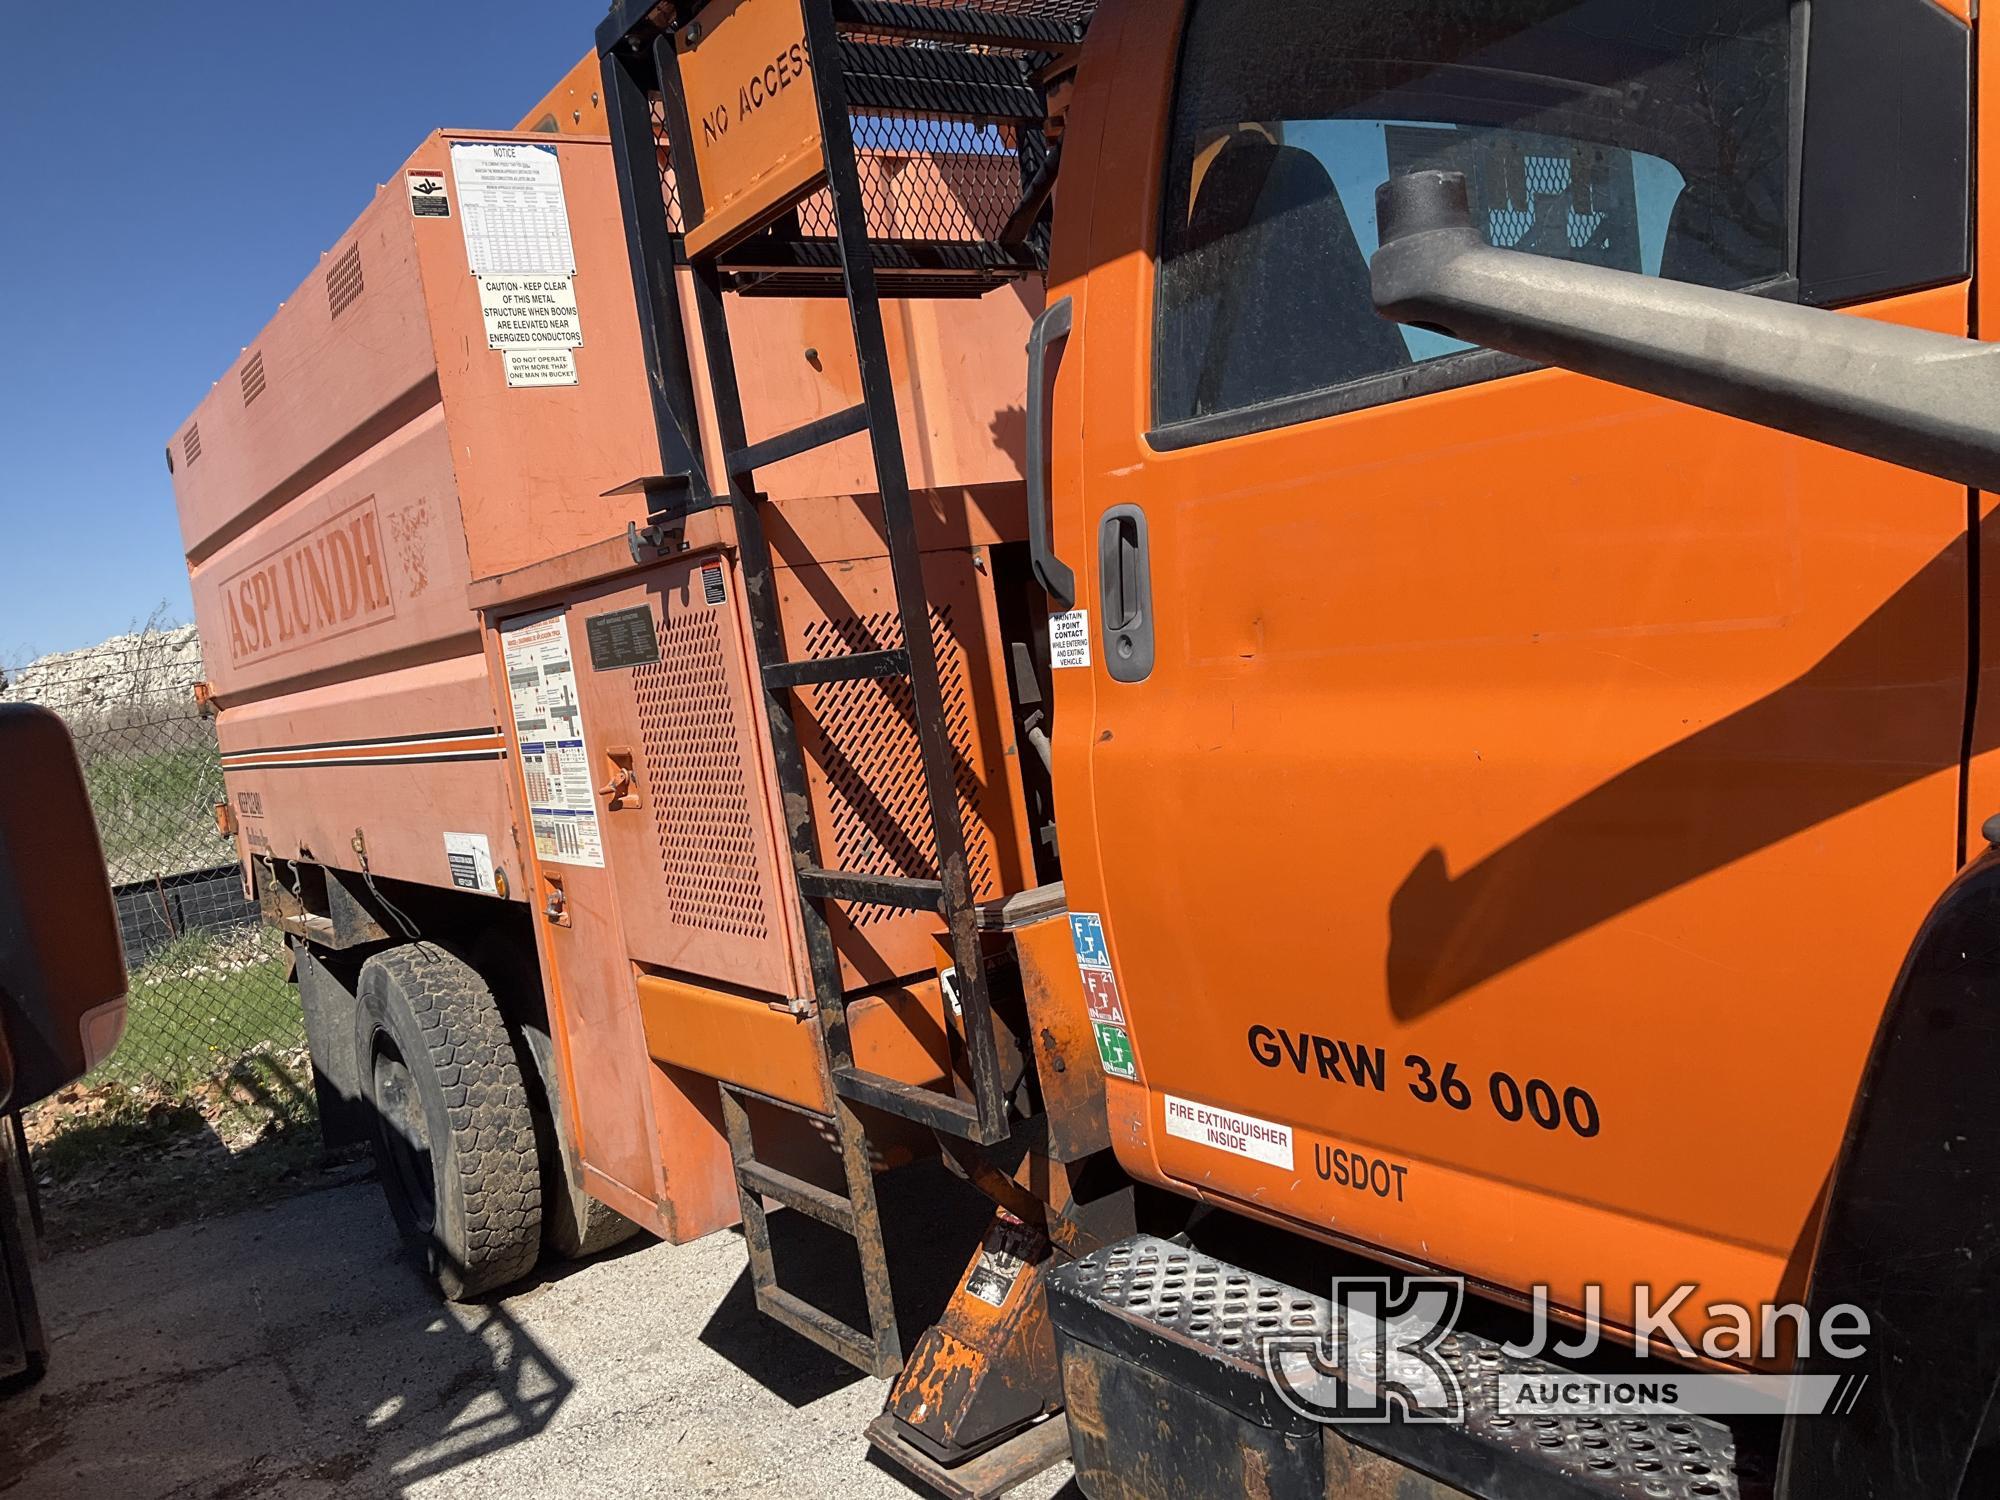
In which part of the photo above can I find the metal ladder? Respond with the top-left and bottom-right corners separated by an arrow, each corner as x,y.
718,1083 -> 903,1377
598,0 -> 1078,1374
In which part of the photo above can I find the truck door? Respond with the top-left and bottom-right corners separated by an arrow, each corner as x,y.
1051,0 -> 1975,1337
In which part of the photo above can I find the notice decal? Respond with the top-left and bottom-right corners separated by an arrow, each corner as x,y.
1164,1094 -> 1294,1170
501,612 -> 605,869
451,141 -> 576,277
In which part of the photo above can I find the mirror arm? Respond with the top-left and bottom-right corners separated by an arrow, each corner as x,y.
1370,171 -> 2000,493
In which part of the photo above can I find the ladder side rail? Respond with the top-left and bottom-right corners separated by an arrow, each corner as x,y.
602,40 -> 713,505
651,26 -> 859,1051
799,0 -> 1012,1142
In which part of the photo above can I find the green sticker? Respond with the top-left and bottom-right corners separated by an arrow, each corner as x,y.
1094,1022 -> 1137,1080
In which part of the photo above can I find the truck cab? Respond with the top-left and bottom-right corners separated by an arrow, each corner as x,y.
1042,0 -> 1997,1494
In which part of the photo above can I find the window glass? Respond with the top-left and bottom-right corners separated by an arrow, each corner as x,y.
1155,0 -> 1793,431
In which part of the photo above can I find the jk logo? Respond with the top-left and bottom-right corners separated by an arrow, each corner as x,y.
1263,1276 -> 1467,1424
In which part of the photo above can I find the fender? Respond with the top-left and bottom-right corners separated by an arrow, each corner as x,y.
1781,847 -> 2000,1495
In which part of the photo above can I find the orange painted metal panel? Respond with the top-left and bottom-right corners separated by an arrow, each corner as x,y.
414,133 -> 663,585
687,279 -> 1043,506
215,652 -> 511,895
636,970 -> 952,1114
169,189 -> 437,567
517,54 -> 609,136
776,545 -> 1042,991
560,561 -> 803,1000
672,0 -> 825,257
1052,0 -> 1971,1363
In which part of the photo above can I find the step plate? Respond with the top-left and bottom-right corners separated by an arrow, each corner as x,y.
1047,1236 -> 1741,1500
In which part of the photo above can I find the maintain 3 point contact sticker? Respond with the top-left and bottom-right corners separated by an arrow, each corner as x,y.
1071,912 -> 1135,1079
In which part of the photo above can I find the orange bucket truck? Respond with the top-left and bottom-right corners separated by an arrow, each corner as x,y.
168,27 -> 1114,1495
173,0 -> 2000,1495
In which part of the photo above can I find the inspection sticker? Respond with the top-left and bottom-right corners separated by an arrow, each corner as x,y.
443,831 -> 496,894
1163,1094 -> 1294,1170
1080,966 -> 1124,1025
1069,912 -> 1112,970
1094,1023 -> 1137,1080
1049,609 -> 1091,669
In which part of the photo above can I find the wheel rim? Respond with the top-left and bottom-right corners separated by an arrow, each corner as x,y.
370,1034 -> 436,1234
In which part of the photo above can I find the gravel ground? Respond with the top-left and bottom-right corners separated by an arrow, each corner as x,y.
2,1168 -> 1079,1499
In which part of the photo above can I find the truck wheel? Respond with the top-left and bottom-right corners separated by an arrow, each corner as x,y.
521,1023 -> 640,1261
354,945 -> 541,1300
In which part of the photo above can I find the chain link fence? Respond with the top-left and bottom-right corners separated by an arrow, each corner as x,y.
2,625 -> 301,1093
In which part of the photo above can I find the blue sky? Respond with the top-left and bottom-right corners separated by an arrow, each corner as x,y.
0,2 -> 596,668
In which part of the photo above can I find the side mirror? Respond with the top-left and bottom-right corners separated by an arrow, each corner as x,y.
0,705 -> 126,1111
1370,170 -> 2000,494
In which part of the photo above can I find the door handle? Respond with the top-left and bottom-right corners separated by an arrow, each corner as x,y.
1026,296 -> 1077,609
1097,504 -> 1154,683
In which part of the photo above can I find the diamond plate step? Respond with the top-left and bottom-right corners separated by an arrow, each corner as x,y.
1046,1235 -> 1742,1500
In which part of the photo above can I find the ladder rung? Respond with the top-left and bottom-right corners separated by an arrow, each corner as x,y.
764,649 -> 910,689
737,1159 -> 858,1233
797,868 -> 944,911
833,1066 -> 1007,1145
756,1285 -> 893,1378
728,403 -> 870,475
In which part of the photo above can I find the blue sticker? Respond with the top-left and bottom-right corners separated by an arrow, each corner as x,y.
1070,912 -> 1112,971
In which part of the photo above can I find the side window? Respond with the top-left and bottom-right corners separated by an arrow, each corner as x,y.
1154,0 -> 1794,436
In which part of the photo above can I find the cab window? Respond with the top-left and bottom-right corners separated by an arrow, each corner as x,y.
1153,0 -> 1795,437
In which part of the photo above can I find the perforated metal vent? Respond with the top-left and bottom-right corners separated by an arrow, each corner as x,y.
634,608 -> 770,941
798,605 -> 995,926
326,243 -> 365,320
240,352 -> 266,407
181,424 -> 202,466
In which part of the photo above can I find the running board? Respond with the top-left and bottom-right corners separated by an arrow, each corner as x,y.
1045,1235 -> 1744,1500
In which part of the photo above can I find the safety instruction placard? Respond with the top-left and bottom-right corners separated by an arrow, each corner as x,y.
444,831 -> 497,894
452,141 -> 576,277
503,348 -> 579,388
477,276 -> 583,350
406,167 -> 451,218
501,612 -> 604,868
1050,610 -> 1090,669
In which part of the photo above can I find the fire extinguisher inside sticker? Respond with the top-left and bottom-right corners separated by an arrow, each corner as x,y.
1163,1094 -> 1294,1170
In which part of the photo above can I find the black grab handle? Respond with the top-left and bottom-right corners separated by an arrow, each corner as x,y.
1026,296 -> 1077,609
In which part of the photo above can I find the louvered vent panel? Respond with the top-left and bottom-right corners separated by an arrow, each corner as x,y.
326,243 -> 365,320
240,351 -> 266,406
799,605 -> 994,927
181,423 -> 203,466
634,610 -> 770,941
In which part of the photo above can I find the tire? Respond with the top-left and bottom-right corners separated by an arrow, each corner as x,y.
521,1024 -> 639,1262
353,945 -> 541,1300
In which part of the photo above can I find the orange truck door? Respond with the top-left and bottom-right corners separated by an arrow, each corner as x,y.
1050,0 -> 1975,1345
